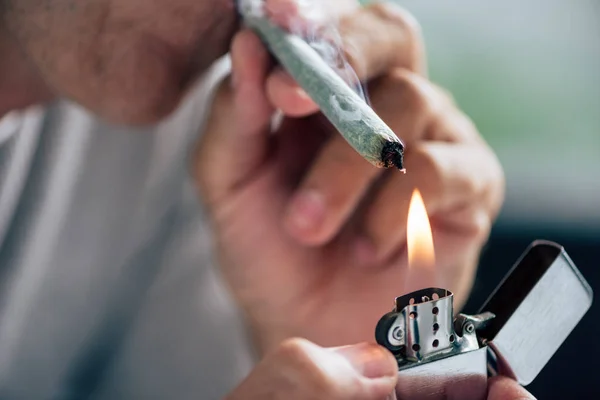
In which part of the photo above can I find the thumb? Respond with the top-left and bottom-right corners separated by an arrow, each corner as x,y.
195,29 -> 275,206
487,376 -> 536,400
226,339 -> 398,400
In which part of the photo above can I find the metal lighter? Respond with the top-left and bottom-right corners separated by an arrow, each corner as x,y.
374,240 -> 593,400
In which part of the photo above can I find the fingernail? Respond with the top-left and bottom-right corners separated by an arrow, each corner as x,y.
286,190 -> 325,234
294,87 -> 310,100
272,69 -> 311,100
353,237 -> 377,266
273,68 -> 298,88
335,344 -> 397,379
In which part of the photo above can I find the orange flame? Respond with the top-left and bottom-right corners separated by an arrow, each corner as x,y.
407,189 -> 435,270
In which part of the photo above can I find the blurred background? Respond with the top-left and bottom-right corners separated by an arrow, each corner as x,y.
391,0 -> 599,398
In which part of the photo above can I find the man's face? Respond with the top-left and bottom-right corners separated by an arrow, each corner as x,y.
2,0 -> 238,124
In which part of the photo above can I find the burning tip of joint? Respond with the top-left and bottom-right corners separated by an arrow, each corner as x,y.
381,141 -> 405,171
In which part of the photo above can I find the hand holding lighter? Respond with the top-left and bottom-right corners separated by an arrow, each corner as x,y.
236,6 -> 594,396
375,240 -> 593,400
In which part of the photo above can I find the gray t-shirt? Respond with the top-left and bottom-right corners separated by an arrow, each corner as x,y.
0,58 -> 254,400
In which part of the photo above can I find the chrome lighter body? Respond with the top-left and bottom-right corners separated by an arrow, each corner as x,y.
375,241 -> 593,400
394,348 -> 488,400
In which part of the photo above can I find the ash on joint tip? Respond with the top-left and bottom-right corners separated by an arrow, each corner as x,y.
381,141 -> 406,172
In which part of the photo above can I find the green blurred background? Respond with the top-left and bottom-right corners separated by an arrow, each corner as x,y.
400,0 -> 600,233
387,0 -> 599,398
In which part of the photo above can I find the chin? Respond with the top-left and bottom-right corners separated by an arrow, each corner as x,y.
83,40 -> 232,126
88,40 -> 197,126
55,27 -> 226,127
5,0 -> 238,125
93,84 -> 184,127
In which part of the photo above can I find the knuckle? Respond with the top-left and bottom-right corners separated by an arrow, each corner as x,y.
457,112 -> 479,137
422,94 -> 475,143
461,184 -> 499,242
461,173 -> 482,201
276,337 -> 314,360
276,338 -> 324,378
274,338 -> 341,397
370,70 -> 430,117
370,2 -> 423,40
433,84 -> 457,106
390,70 -> 434,113
414,146 -> 446,197
445,108 -> 482,143
368,2 -> 424,63
469,209 -> 493,243
340,41 -> 365,79
482,146 -> 506,218
340,2 -> 425,76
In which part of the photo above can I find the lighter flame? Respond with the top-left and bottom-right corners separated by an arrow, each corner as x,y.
407,189 -> 435,269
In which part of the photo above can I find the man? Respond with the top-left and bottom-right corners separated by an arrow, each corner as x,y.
0,0 -> 532,398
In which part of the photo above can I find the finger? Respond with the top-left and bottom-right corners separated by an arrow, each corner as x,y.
195,29 -> 274,206
487,376 -> 536,400
266,67 -> 319,117
265,0 -> 313,28
265,0 -> 358,30
280,69 -> 489,246
264,3 -> 426,118
354,69 -> 502,262
339,2 -> 426,79
267,68 -> 444,144
226,339 -> 397,400
369,69 -> 472,145
283,133 -> 382,245
361,142 -> 501,263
